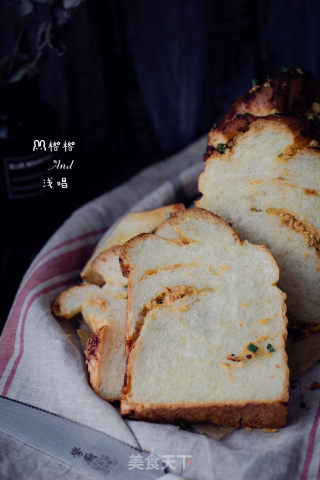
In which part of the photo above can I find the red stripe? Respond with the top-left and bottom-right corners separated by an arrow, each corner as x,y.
1,276 -> 78,396
301,400 -> 320,480
0,243 -> 95,379
29,226 -> 107,273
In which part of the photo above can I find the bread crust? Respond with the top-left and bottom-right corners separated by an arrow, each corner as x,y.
220,68 -> 320,125
206,114 -> 320,152
86,325 -> 107,392
86,325 -> 121,402
121,400 -> 288,428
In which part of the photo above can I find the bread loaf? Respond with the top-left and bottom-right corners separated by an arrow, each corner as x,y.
198,115 -> 320,325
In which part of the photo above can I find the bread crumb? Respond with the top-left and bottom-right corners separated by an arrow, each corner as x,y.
262,428 -> 277,433
296,68 -> 303,74
264,82 -> 271,87
246,426 -> 253,431
240,302 -> 249,307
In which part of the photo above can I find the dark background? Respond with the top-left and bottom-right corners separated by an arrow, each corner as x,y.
1,0 -> 320,330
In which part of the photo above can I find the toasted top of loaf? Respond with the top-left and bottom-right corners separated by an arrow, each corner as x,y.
120,209 -> 288,415
198,115 -> 320,324
220,67 -> 320,125
206,114 -> 320,153
81,204 -> 185,284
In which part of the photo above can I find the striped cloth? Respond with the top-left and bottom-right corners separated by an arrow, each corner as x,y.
0,136 -> 320,480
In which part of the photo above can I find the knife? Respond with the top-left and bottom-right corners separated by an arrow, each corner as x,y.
0,396 -> 186,480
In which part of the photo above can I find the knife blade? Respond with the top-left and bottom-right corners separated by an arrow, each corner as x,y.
0,396 -> 184,480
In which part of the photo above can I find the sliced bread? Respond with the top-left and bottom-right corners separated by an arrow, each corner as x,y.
52,204 -> 185,401
198,115 -> 320,325
120,208 -> 289,428
81,204 -> 185,284
52,252 -> 127,401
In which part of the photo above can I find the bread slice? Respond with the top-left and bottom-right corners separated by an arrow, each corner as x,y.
52,206 -> 185,402
220,67 -> 320,125
81,204 -> 185,284
86,319 -> 126,402
52,284 -> 101,320
88,246 -> 127,288
198,115 -> 320,325
52,276 -> 126,401
120,208 -> 289,428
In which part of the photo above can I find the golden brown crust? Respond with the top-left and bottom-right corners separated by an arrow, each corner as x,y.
85,325 -> 116,399
51,288 -> 81,319
121,400 -> 288,428
164,207 -> 241,242
220,68 -> 320,125
119,233 -> 151,279
205,115 -> 320,169
207,115 -> 254,148
207,115 -> 319,149
51,296 -> 63,318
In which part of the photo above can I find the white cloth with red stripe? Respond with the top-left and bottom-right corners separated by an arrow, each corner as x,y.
1,136 -> 320,480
